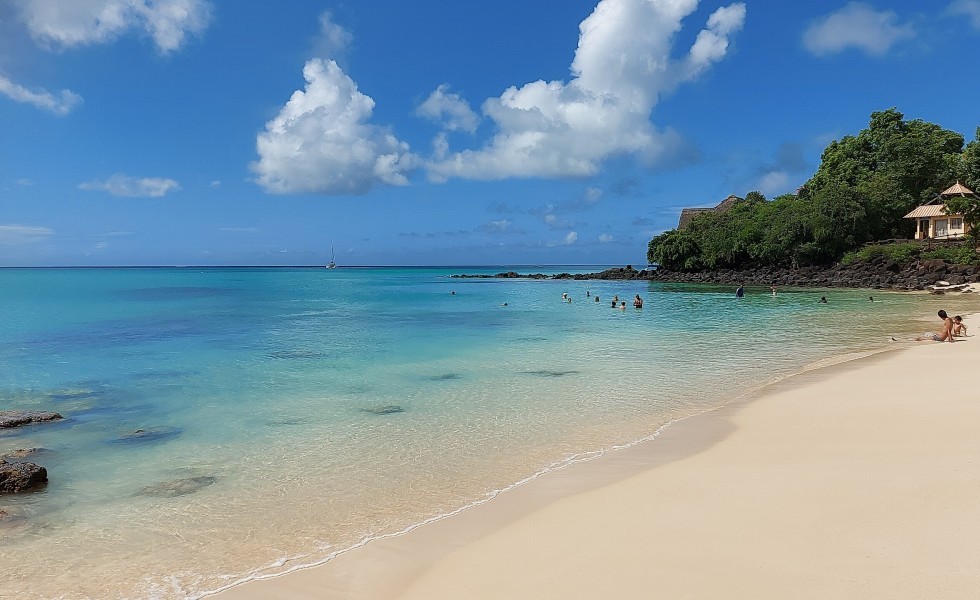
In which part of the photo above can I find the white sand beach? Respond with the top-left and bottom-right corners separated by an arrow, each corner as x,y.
214,318 -> 980,600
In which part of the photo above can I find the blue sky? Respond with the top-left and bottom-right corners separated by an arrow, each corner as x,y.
2,0 -> 979,267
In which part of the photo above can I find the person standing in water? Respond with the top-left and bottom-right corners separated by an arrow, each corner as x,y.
633,294 -> 643,308
735,285 -> 744,298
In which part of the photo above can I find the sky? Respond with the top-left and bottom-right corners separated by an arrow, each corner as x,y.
2,0 -> 980,267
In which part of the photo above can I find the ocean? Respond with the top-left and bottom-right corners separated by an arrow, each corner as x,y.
0,267 -> 970,599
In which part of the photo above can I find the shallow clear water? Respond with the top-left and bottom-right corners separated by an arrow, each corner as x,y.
0,267 -> 972,599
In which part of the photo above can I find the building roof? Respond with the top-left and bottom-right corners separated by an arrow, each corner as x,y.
904,205 -> 947,219
940,182 -> 977,197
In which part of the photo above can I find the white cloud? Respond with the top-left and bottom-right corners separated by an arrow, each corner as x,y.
803,3 -> 915,56
564,231 -> 579,245
12,0 -> 212,53
948,0 -> 980,29
756,171 -> 790,196
314,11 -> 353,60
427,0 -> 746,181
79,173 -> 181,197
252,58 -> 419,195
477,219 -> 523,234
0,224 -> 54,245
416,84 -> 480,133
584,186 -> 603,204
15,178 -> 35,186
598,233 -> 615,242
209,179 -> 221,188
0,74 -> 82,115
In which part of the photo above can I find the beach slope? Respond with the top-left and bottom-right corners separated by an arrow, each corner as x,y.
216,337 -> 980,599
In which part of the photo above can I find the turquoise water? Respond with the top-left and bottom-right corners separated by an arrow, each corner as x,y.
0,267 -> 968,599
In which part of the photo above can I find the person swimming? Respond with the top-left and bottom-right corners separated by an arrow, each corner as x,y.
819,296 -> 827,303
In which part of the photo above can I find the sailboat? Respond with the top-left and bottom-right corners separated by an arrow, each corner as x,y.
326,245 -> 337,269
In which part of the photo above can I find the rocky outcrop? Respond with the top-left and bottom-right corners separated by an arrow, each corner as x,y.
0,460 -> 48,494
647,257 -> 980,290
0,411 -> 63,429
452,259 -> 980,290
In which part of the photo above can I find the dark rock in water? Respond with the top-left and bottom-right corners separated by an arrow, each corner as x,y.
0,411 -> 63,429
1,448 -> 45,461
269,350 -> 325,359
138,475 -> 217,498
109,426 -> 182,445
361,405 -> 404,415
428,373 -> 462,381
0,460 -> 48,493
522,370 -> 580,377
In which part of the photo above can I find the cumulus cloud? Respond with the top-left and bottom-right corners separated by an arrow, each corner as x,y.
79,173 -> 181,197
947,0 -> 980,29
12,0 -> 212,53
803,3 -> 915,56
598,233 -> 615,242
252,58 -> 419,195
0,224 -> 54,245
564,231 -> 578,245
426,0 -> 746,181
416,84 -> 480,133
0,74 -> 82,115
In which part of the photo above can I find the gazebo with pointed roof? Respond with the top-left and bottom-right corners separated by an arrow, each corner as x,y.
904,182 -> 977,240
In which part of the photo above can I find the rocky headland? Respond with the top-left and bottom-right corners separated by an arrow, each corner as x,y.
453,258 -> 980,290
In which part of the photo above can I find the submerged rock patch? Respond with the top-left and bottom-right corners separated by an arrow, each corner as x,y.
0,411 -> 63,429
138,475 -> 217,498
361,405 -> 404,415
521,370 -> 580,377
428,373 -> 462,381
109,426 -> 182,445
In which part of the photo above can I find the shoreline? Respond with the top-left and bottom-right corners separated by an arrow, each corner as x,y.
210,322 -> 980,599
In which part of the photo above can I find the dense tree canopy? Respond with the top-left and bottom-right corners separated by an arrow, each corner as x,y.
648,109 -> 977,270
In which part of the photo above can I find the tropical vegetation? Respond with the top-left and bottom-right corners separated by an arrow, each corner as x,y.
648,109 -> 980,271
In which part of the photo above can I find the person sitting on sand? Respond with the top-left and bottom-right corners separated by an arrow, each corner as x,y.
633,294 -> 643,308
953,315 -> 967,337
916,310 -> 955,342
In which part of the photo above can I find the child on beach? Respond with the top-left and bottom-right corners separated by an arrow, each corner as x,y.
953,315 -> 968,337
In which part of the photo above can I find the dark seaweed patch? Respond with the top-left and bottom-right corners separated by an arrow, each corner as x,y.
108,426 -> 182,445
521,370 -> 580,377
360,405 -> 404,415
137,475 -> 217,498
427,373 -> 462,381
